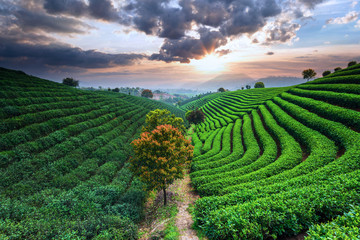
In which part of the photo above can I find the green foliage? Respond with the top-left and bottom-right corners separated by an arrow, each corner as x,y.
0,67 -> 187,239
218,87 -> 225,92
306,206 -> 360,240
189,63 -> 360,239
246,84 -> 251,89
142,109 -> 186,134
62,77 -> 79,87
254,81 -> 265,88
334,67 -> 342,72
130,125 -> 193,205
348,60 -> 357,67
302,68 -> 317,81
186,108 -> 205,125
322,70 -> 331,76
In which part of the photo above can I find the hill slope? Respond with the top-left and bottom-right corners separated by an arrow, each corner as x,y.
0,67 -> 185,239
190,64 -> 360,239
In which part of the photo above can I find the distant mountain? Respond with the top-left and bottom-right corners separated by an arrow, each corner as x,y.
196,73 -> 254,91
256,76 -> 305,88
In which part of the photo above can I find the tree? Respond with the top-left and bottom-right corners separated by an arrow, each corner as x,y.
254,82 -> 265,88
348,61 -> 357,67
322,70 -> 331,77
141,89 -> 153,98
334,67 -> 342,72
186,108 -> 205,124
241,87 -> 244,90
246,85 -> 251,89
112,87 -> 120,92
62,77 -> 79,87
218,87 -> 225,92
302,69 -> 316,81
130,125 -> 193,205
142,109 -> 185,134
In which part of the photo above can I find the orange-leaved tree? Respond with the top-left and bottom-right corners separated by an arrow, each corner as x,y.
130,124 -> 193,205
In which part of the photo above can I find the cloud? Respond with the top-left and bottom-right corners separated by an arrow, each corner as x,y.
262,18 -> 301,45
44,0 -> 124,22
1,0 -> 327,66
1,1 -> 92,34
352,1 -> 358,8
14,9 -> 92,34
298,0 -> 325,9
326,11 -> 359,25
150,28 -> 227,63
266,51 -> 275,55
216,49 -> 232,57
356,20 -> 360,28
0,37 -> 146,70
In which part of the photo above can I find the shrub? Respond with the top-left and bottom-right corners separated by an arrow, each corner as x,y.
254,82 -> 265,88
322,70 -> 331,77
347,61 -> 357,67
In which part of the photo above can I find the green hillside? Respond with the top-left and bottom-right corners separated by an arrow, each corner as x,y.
190,64 -> 360,239
0,67 -> 185,239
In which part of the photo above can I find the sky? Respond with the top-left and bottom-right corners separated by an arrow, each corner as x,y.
0,0 -> 359,89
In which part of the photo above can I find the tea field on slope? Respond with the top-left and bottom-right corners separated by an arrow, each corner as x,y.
189,64 -> 360,239
0,67 -> 185,239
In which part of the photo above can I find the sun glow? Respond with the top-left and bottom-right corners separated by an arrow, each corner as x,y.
190,54 -> 227,73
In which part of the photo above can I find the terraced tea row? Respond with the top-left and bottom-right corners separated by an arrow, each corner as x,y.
190,64 -> 360,239
0,68 -> 186,239
195,87 -> 290,132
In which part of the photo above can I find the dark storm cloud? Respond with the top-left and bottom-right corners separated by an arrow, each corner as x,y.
44,0 -> 122,22
14,8 -> 91,34
124,0 -> 191,39
150,28 -> 227,63
44,0 -> 88,16
130,0 -> 284,62
0,38 -> 146,69
0,0 -> 91,34
0,0 -> 328,68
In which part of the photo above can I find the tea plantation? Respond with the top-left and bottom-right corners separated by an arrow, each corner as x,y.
190,64 -> 360,239
1,63 -> 360,239
0,67 -> 185,239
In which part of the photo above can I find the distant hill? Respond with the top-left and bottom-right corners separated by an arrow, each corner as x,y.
195,74 -> 305,91
196,73 -> 254,91
256,76 -> 305,87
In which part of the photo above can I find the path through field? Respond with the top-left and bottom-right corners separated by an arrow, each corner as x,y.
172,171 -> 200,240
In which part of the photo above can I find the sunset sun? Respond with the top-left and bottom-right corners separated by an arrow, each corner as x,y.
190,54 -> 226,73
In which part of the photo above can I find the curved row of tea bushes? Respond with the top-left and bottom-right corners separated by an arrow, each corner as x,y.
192,119 -> 243,171
190,66 -> 360,239
196,96 -> 359,213
280,92 -> 360,130
0,99 -> 115,133
194,127 -> 225,162
305,205 -> 360,239
297,83 -> 360,94
1,108 -> 147,193
0,99 -> 105,119
192,123 -> 233,171
288,88 -> 360,109
191,115 -> 260,188
196,108 -> 302,196
197,170 -> 360,239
